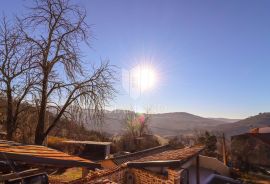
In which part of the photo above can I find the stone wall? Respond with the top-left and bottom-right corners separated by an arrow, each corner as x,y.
130,168 -> 181,184
71,166 -> 127,184
72,166 -> 182,184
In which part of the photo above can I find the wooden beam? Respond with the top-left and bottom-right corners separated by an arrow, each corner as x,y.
196,156 -> 200,184
222,133 -> 228,165
0,169 -> 41,181
0,151 -> 100,169
82,167 -> 89,178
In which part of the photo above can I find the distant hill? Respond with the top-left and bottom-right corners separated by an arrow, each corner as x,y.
85,110 -> 238,136
208,118 -> 241,123
211,112 -> 270,137
147,112 -> 236,136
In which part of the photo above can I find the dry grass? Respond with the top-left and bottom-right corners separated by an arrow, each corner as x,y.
47,136 -> 69,151
49,167 -> 83,183
240,172 -> 270,184
154,134 -> 169,145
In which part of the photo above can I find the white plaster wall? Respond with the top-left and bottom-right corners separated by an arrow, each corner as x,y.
188,166 -> 214,184
193,155 -> 230,176
184,155 -> 229,184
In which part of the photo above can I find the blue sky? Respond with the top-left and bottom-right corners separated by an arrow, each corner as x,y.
1,0 -> 270,118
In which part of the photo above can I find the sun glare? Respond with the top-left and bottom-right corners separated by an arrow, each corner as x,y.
122,60 -> 160,98
132,64 -> 157,92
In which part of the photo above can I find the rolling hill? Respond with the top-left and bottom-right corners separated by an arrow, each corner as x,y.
85,110 -> 238,136
211,112 -> 270,137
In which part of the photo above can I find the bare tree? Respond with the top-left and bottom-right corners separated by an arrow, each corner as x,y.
21,0 -> 115,145
122,109 -> 151,142
0,17 -> 37,140
138,109 -> 151,137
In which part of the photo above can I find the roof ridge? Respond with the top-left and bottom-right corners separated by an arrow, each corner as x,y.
127,145 -> 205,167
112,144 -> 172,160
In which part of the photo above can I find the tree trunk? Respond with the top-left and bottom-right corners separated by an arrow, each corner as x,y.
35,74 -> 48,145
6,85 -> 14,140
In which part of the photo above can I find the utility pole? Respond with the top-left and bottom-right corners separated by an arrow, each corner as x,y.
222,133 -> 227,165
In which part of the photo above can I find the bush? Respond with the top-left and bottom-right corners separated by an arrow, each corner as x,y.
112,134 -> 160,153
47,136 -> 69,151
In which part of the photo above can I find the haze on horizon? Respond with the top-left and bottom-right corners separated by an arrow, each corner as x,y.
2,0 -> 270,119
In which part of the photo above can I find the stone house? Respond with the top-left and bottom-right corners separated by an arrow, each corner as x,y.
101,144 -> 172,169
231,131 -> 270,168
73,145 -> 235,184
62,140 -> 112,161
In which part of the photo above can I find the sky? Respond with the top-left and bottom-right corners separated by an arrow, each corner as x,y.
1,0 -> 270,119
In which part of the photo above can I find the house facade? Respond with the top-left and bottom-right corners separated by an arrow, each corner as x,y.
231,132 -> 270,168
73,145 -> 235,184
62,140 -> 112,161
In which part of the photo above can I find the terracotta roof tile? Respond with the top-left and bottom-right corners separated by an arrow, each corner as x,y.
0,140 -> 100,168
77,145 -> 204,183
111,145 -> 172,165
132,145 -> 204,162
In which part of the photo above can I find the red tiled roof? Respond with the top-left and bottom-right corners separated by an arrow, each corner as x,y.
110,145 -> 173,165
0,140 -> 100,168
74,145 -> 204,183
133,145 -> 204,162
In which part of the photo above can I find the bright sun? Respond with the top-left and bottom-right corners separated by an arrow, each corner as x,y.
132,64 -> 157,92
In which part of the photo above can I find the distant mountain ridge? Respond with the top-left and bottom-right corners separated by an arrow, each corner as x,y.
211,112 -> 270,137
84,110 -> 270,137
208,118 -> 241,123
85,110 -> 239,136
